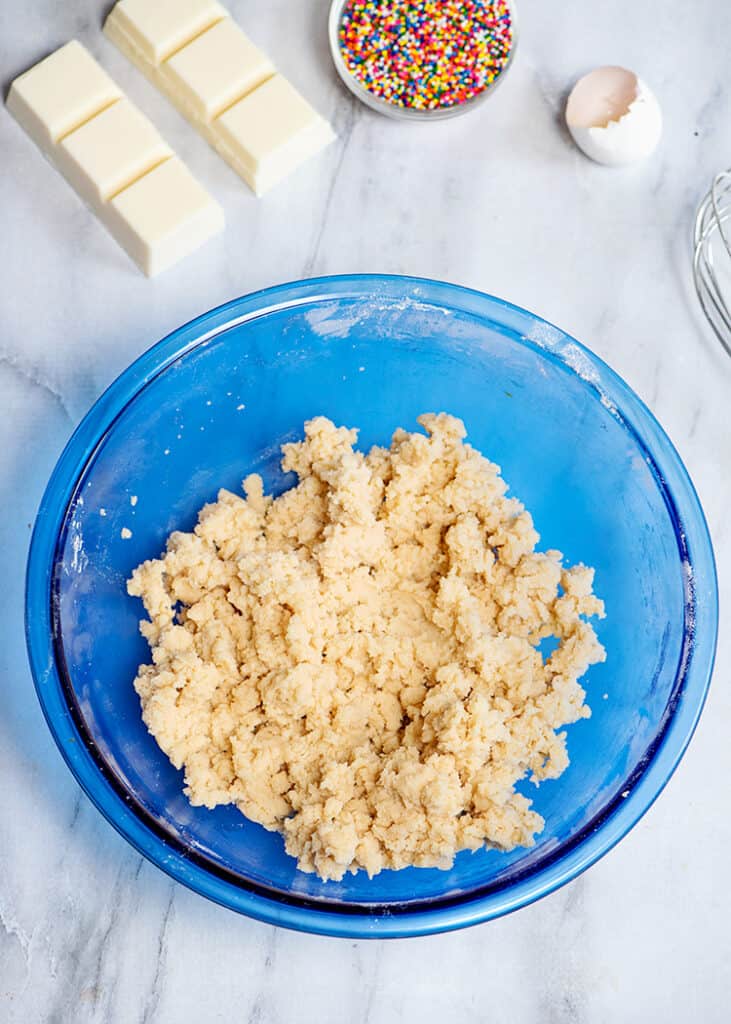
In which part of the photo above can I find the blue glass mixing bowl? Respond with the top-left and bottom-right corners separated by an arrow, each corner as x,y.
26,275 -> 717,938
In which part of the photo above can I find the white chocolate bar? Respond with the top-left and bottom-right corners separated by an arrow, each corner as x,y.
104,1 -> 334,196
7,41 -> 223,276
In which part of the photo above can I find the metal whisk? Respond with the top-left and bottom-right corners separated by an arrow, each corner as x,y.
693,169 -> 731,357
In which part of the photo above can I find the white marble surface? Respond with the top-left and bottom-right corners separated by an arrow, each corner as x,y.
1,1 -> 729,1020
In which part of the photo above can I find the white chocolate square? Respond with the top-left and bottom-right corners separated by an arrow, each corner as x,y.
6,40 -> 121,148
162,18 -> 274,123
107,157 -> 224,276
58,99 -> 172,205
104,0 -> 227,65
215,74 -> 335,195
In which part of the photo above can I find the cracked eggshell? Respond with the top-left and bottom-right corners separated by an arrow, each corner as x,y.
566,66 -> 662,166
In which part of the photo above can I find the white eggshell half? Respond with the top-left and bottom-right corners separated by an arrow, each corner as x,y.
566,72 -> 662,166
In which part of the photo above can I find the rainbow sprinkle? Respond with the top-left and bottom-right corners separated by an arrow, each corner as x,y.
338,0 -> 514,112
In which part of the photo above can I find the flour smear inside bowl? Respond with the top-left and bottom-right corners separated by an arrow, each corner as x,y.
128,413 -> 605,881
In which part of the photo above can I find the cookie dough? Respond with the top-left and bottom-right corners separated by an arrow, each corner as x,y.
129,414 -> 605,880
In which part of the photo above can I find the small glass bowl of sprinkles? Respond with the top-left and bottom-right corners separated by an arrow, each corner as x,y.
329,0 -> 517,121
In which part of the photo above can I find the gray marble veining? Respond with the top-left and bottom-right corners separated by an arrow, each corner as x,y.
1,1 -> 729,1021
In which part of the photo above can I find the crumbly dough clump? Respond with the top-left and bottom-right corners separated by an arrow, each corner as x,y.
129,414 -> 605,881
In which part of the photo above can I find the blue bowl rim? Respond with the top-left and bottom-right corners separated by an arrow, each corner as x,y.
25,274 -> 718,938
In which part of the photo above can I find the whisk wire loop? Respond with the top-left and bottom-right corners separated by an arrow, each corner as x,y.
693,169 -> 731,356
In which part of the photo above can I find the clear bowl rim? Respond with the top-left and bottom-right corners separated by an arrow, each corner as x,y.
327,0 -> 519,122
25,274 -> 718,938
